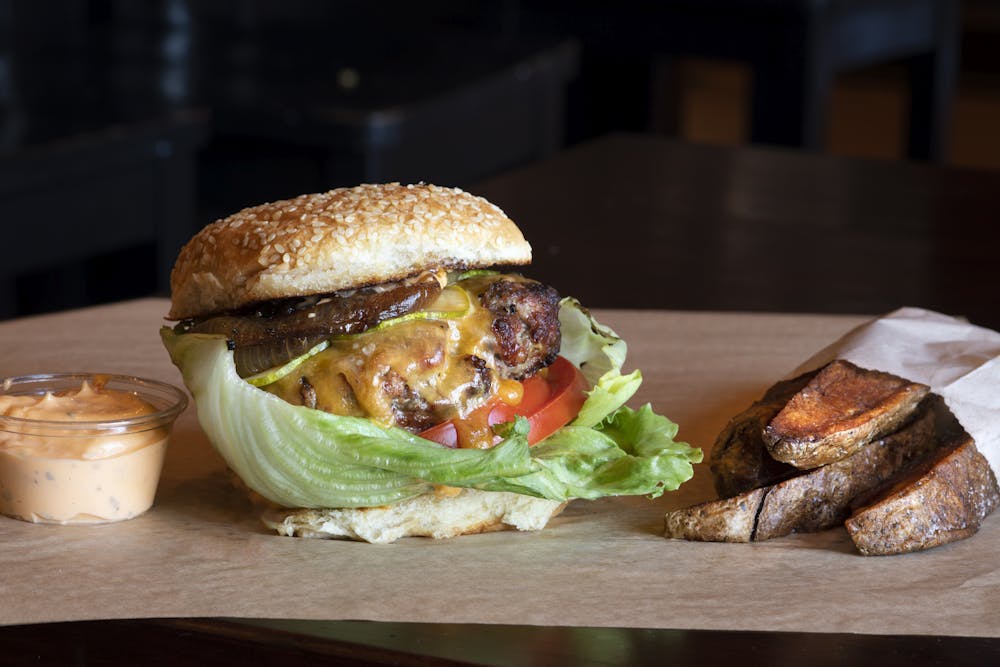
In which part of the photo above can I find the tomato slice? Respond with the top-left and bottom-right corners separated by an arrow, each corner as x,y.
419,356 -> 588,448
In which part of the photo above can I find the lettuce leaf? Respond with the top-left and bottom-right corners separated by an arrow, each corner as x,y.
559,298 -> 642,428
480,407 -> 699,500
161,301 -> 701,508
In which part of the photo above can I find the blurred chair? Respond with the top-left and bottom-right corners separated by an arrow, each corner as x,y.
518,0 -> 960,160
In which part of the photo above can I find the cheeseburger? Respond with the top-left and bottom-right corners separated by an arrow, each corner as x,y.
162,183 -> 701,543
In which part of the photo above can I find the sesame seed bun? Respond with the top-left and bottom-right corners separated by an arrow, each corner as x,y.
168,183 -> 532,320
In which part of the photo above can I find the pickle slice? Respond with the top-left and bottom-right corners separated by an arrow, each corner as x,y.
336,285 -> 473,338
245,340 -> 331,387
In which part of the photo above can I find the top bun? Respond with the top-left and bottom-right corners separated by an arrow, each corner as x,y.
168,183 -> 532,320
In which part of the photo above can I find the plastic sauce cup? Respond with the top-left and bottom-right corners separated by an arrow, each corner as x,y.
0,373 -> 187,524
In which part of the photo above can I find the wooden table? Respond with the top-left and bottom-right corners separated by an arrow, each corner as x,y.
474,132 -> 1000,331
3,136 -> 999,665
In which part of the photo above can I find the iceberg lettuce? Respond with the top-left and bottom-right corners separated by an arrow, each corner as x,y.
161,299 -> 701,508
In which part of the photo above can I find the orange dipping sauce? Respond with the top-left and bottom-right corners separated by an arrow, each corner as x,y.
0,374 -> 186,525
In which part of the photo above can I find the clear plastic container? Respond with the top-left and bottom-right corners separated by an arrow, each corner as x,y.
0,373 -> 187,524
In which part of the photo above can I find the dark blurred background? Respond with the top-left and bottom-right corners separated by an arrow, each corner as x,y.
0,0 -> 997,319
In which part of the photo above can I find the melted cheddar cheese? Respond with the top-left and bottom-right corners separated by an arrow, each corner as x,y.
262,276 -> 504,430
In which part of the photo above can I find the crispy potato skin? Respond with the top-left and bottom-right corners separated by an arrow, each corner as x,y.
846,435 -> 1000,555
709,371 -> 815,498
664,488 -> 766,542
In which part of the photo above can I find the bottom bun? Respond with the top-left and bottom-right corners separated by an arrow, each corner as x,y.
260,488 -> 567,544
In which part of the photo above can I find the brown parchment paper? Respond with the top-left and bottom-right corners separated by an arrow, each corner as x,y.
2,300 -> 998,637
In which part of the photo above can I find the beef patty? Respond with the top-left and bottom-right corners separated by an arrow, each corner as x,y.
479,277 -> 561,380
225,272 -> 563,432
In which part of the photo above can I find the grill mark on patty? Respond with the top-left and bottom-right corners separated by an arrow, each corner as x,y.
465,355 -> 493,400
298,376 -> 318,409
381,369 -> 437,432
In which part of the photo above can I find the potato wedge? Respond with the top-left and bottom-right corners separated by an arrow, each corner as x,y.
709,371 -> 814,498
666,398 -> 939,542
846,434 -> 1000,555
763,360 -> 929,469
